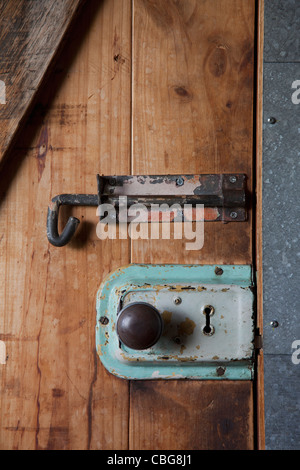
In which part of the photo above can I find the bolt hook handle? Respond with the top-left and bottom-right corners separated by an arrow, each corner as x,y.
47,194 -> 98,247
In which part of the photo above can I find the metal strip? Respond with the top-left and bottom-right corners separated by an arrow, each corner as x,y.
263,0 -> 300,450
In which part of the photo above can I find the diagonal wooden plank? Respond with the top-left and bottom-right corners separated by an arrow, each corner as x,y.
0,0 -> 85,168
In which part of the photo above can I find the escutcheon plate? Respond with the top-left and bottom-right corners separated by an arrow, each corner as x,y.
96,264 -> 255,380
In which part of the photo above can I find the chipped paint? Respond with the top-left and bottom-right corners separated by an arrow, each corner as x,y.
95,264 -> 255,380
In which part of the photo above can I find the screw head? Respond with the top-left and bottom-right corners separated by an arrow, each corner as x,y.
229,175 -> 237,184
216,366 -> 226,377
230,211 -> 238,219
100,316 -> 109,325
176,177 -> 184,186
173,297 -> 182,305
270,320 -> 279,328
215,266 -> 223,276
173,336 -> 181,344
109,177 -> 116,186
268,117 -> 277,125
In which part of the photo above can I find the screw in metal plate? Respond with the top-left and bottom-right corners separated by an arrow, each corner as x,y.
230,211 -> 238,219
214,266 -> 223,276
270,320 -> 279,328
229,175 -> 237,184
216,366 -> 226,377
109,177 -> 116,186
268,117 -> 277,125
176,177 -> 184,186
100,316 -> 109,325
173,297 -> 182,305
173,336 -> 181,344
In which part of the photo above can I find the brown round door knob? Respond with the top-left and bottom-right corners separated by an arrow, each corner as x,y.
117,302 -> 163,350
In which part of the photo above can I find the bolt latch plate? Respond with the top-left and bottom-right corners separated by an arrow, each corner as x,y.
98,173 -> 247,222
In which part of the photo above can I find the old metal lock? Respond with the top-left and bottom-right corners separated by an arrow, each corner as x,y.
96,264 -> 255,380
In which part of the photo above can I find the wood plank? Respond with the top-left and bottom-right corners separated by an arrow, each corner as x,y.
0,0 -> 131,450
130,0 -> 256,450
0,0 -> 85,168
131,0 -> 254,265
130,381 -> 254,450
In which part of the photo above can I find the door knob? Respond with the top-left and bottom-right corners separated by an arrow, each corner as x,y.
117,302 -> 163,350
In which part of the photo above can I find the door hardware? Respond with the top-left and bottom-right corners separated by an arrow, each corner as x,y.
96,264 -> 255,380
47,173 -> 247,246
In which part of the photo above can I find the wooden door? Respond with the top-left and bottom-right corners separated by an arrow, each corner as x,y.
0,0 -> 257,449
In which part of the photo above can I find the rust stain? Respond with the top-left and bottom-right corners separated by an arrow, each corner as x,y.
175,355 -> 198,362
204,207 -> 220,220
177,317 -> 196,337
120,352 -> 146,362
161,310 -> 172,325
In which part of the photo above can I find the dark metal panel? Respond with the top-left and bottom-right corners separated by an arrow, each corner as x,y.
264,0 -> 300,62
263,3 -> 300,450
262,63 -> 300,355
264,355 -> 300,450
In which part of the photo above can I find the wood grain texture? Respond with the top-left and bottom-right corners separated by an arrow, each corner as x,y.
130,381 -> 254,450
0,0 -> 85,168
130,0 -> 256,450
0,0 -> 131,450
131,0 -> 255,265
0,0 -> 258,450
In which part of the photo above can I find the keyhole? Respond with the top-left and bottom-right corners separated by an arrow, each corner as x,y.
202,305 -> 215,336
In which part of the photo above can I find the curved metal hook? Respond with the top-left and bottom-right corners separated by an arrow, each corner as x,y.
47,194 -> 98,247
